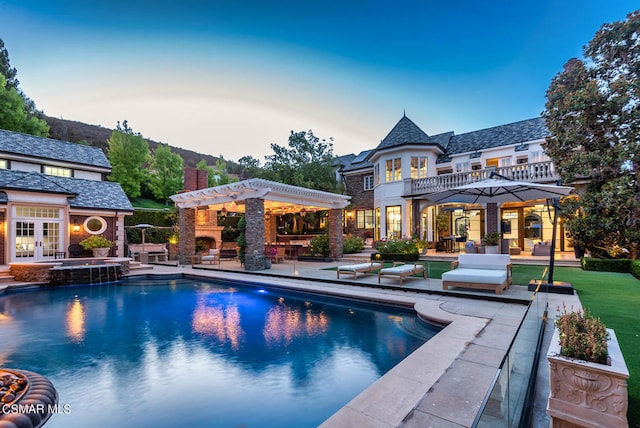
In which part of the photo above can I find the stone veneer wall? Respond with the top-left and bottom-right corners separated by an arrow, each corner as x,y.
244,198 -> 265,271
179,208 -> 196,265
486,203 -> 498,235
343,173 -> 374,237
328,208 -> 343,260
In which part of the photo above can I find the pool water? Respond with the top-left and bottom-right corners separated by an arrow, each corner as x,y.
0,277 -> 439,427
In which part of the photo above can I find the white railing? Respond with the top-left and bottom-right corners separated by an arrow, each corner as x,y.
408,161 -> 559,195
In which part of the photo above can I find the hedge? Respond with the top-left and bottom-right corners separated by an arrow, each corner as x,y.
371,253 -> 420,262
581,257 -> 630,273
631,260 -> 640,280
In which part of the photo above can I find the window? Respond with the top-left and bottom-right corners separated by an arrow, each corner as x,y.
83,216 -> 107,235
385,158 -> 401,182
385,206 -> 402,239
374,164 -> 380,185
356,209 -> 374,229
0,159 -> 7,169
44,166 -> 72,177
517,157 -> 528,164
410,156 -> 427,179
455,161 -> 470,173
500,157 -> 512,167
363,175 -> 374,191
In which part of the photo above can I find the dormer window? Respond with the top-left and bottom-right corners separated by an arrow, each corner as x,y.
44,166 -> 72,177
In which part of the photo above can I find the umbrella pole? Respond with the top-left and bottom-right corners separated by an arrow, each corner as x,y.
548,199 -> 558,284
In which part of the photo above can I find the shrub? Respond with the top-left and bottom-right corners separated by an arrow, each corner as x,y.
308,235 -> 330,256
581,257 -> 630,273
343,236 -> 364,254
79,235 -> 115,250
555,304 -> 609,364
372,253 -> 420,262
374,239 -> 419,255
481,232 -> 501,246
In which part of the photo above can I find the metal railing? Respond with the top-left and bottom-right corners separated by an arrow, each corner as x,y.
408,161 -> 559,195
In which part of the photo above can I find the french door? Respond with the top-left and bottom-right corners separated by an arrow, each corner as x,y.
12,206 -> 64,262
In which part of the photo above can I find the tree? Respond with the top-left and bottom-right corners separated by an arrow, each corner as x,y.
196,156 -> 236,187
107,129 -> 150,199
237,155 -> 262,179
263,130 -> 341,192
544,11 -> 640,259
0,74 -> 49,136
148,144 -> 183,203
0,38 -> 18,90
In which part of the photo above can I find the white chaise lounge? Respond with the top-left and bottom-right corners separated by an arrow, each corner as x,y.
442,254 -> 512,295
336,262 -> 382,279
377,263 -> 426,285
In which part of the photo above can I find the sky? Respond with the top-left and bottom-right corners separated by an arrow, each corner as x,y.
0,1 -> 637,162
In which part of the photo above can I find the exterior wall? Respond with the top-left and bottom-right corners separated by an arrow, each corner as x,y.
73,170 -> 102,181
343,170 -> 374,237
0,211 -> 4,265
9,161 -> 40,172
328,209 -> 343,260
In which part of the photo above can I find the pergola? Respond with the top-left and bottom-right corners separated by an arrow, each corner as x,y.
171,178 -> 350,270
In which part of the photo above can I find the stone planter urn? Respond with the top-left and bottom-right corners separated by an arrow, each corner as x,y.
547,327 -> 629,428
92,247 -> 110,257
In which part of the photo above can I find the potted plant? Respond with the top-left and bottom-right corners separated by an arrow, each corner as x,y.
481,232 -> 501,254
547,304 -> 629,428
80,235 -> 115,257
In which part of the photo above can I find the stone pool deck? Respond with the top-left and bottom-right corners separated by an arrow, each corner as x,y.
0,258 -> 581,427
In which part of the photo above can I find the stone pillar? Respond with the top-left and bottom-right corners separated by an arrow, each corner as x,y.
115,212 -> 127,257
179,207 -> 196,265
486,203 -> 499,235
328,208 -> 343,260
244,198 -> 265,271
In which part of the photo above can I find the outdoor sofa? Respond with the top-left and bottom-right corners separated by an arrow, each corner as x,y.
442,253 -> 512,295
128,243 -> 168,262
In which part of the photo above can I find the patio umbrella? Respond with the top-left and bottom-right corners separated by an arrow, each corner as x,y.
424,178 -> 573,205
424,176 -> 574,292
132,223 -> 154,252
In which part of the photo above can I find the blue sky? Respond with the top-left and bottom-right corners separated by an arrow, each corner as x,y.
0,1 -> 637,161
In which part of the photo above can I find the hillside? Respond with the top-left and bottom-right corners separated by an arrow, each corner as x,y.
44,116 -> 219,168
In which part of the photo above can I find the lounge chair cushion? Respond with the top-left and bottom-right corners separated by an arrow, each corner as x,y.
441,269 -> 507,285
338,262 -> 382,272
379,264 -> 420,274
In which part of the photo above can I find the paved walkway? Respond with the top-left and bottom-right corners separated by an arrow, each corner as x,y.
1,256 -> 582,427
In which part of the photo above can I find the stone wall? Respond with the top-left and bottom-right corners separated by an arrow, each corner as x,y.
178,208 -> 196,265
244,198 -> 265,271
486,203 -> 498,235
344,172 -> 374,237
328,208 -> 343,260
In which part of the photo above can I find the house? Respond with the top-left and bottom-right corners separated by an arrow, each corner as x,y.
339,115 -> 572,252
0,129 -> 133,263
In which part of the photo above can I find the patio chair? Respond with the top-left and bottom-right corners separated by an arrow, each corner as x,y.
201,249 -> 220,265
275,247 -> 286,264
336,262 -> 382,279
377,263 -> 426,285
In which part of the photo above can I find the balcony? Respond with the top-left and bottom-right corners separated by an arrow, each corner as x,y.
406,161 -> 559,196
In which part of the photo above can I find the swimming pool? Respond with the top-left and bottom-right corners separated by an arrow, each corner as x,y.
0,276 -> 439,427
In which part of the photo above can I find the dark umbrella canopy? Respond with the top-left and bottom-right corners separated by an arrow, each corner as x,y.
424,178 -> 573,204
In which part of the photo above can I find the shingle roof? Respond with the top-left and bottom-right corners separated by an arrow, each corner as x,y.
0,128 -> 111,168
342,149 -> 374,172
0,169 -> 133,211
375,115 -> 431,151
444,117 -> 549,157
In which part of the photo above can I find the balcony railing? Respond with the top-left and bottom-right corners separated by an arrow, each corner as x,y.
407,161 -> 559,196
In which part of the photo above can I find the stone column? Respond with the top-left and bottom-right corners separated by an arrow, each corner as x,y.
486,203 -> 499,235
328,208 -> 343,260
178,207 -> 196,265
244,198 -> 265,271
115,212 -> 127,257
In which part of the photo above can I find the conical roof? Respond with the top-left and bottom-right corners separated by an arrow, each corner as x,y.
376,115 -> 430,151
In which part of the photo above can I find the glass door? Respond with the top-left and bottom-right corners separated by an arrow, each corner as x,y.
12,207 -> 63,262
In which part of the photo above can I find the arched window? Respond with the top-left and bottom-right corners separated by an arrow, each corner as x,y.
524,214 -> 542,239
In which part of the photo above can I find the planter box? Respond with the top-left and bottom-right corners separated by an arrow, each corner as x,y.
547,328 -> 629,428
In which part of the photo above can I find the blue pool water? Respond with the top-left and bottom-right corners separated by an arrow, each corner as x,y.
0,277 -> 439,427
